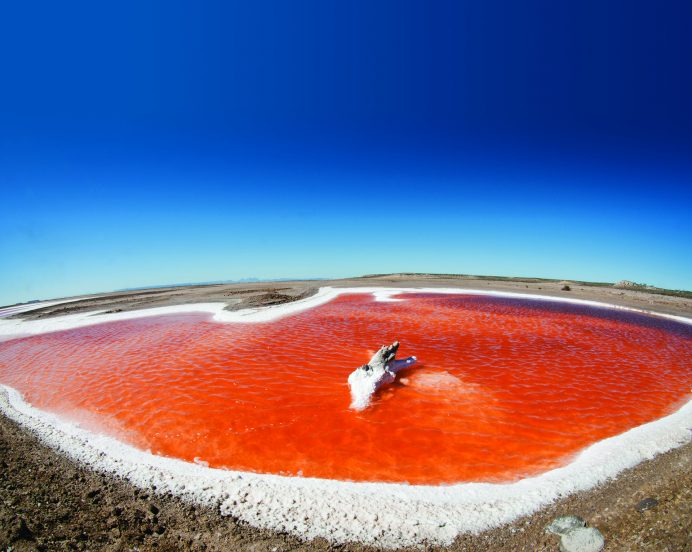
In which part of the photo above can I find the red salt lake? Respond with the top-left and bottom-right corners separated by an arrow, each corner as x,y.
0,293 -> 690,484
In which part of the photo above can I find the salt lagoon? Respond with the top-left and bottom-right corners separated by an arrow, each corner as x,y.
1,287 -> 690,546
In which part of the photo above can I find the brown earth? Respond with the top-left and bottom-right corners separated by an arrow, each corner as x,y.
1,275 -> 691,551
7,273 -> 692,321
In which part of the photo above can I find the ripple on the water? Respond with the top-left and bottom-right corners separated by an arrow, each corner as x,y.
0,293 -> 689,484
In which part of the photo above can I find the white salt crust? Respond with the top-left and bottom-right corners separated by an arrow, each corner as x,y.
0,287 -> 690,548
0,295 -> 104,319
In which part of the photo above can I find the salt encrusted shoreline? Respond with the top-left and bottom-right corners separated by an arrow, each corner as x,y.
1,286 -> 690,339
0,288 -> 690,548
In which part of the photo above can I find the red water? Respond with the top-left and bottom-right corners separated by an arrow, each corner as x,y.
0,293 -> 690,484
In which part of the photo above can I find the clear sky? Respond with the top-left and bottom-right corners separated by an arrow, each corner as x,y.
1,1 -> 691,305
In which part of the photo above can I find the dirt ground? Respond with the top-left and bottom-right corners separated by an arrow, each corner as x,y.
1,275 -> 691,551
8,273 -> 692,321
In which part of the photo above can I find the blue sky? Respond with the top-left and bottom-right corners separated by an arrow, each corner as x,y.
1,1 -> 691,305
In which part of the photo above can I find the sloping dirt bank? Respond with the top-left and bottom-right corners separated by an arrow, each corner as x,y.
1,413 -> 689,551
1,275 -> 690,551
8,273 -> 692,321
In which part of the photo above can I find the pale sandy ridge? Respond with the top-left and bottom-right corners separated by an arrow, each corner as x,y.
0,288 -> 690,547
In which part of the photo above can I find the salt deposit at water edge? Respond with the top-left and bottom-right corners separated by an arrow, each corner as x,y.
0,384 -> 690,547
1,286 -> 690,340
2,290 -> 689,483
0,287 -> 690,547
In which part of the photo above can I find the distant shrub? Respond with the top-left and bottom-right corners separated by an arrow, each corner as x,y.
562,285 -> 571,291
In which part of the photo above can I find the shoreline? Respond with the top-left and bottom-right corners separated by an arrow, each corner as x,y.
1,276 -> 691,550
2,286 -> 690,341
1,382 -> 690,548
6,274 -> 692,322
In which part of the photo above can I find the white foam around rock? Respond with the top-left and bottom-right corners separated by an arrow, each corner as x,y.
348,355 -> 417,410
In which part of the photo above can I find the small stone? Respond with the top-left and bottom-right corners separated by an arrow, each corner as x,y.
635,497 -> 658,512
12,517 -> 35,541
546,515 -> 586,535
560,527 -> 605,552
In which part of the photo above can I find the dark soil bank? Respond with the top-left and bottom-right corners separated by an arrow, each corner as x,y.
1,412 -> 690,551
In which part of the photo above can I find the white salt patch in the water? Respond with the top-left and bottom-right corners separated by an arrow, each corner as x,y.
410,370 -> 469,391
404,370 -> 502,419
406,371 -> 493,400
0,287 -> 691,547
